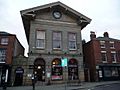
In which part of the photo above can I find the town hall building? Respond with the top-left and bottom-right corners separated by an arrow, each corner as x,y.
20,1 -> 91,85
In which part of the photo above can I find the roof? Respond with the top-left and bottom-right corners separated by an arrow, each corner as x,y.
97,37 -> 120,42
20,1 -> 91,43
0,31 -> 15,36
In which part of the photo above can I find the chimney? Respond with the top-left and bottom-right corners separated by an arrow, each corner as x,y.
90,31 -> 96,40
103,32 -> 109,37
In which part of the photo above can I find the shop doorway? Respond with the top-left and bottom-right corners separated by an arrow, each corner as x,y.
34,58 -> 45,81
14,67 -> 24,86
68,59 -> 78,80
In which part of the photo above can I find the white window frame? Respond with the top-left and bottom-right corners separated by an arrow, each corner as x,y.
0,49 -> 6,63
36,30 -> 45,49
111,51 -> 117,63
68,33 -> 77,50
110,41 -> 115,49
100,41 -> 105,48
101,51 -> 107,63
1,38 -> 8,45
52,31 -> 62,50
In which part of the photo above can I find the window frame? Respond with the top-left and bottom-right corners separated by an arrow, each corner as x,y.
100,41 -> 105,48
111,51 -> 117,63
110,41 -> 115,49
1,37 -> 9,45
36,30 -> 45,49
101,51 -> 107,63
52,31 -> 62,50
68,33 -> 77,50
0,48 -> 6,63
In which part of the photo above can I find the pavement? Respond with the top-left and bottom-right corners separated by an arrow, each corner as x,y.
0,81 -> 120,90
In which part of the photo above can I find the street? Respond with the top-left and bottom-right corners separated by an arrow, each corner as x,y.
0,81 -> 120,90
91,83 -> 120,90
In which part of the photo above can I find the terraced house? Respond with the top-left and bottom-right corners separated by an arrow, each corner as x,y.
20,1 -> 91,85
84,32 -> 120,82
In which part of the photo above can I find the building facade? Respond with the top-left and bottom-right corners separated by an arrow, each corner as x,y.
21,2 -> 91,85
0,32 -> 24,86
83,32 -> 120,82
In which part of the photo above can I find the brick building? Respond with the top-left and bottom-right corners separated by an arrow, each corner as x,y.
83,31 -> 120,82
20,1 -> 91,85
0,32 -> 24,86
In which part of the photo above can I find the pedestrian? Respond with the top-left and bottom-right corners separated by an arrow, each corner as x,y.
32,75 -> 35,90
2,74 -> 7,90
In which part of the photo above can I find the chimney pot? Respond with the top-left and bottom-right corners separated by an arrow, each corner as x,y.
104,32 -> 109,37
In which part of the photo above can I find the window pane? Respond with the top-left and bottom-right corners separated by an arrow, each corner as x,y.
53,32 -> 61,49
100,41 -> 105,48
37,31 -> 45,39
104,67 -> 111,77
0,49 -> 6,63
111,53 -> 116,62
36,39 -> 45,48
69,33 -> 76,41
69,41 -> 76,50
101,53 -> 107,62
1,38 -> 8,45
53,32 -> 61,40
53,40 -> 61,49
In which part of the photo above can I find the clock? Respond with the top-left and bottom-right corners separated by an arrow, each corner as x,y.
53,11 -> 62,19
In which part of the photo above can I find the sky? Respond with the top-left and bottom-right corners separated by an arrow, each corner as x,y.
0,0 -> 120,56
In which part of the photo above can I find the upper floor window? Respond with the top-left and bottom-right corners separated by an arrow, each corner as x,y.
110,41 -> 114,48
101,51 -> 107,63
0,48 -> 6,63
53,32 -> 62,49
36,30 -> 45,49
1,38 -> 8,45
111,51 -> 117,63
100,41 -> 105,48
68,33 -> 77,50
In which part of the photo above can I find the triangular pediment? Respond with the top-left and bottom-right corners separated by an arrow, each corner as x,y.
20,1 -> 91,43
21,1 -> 91,22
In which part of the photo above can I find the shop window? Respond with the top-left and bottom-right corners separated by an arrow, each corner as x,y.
111,67 -> 118,77
68,59 -> 78,80
51,58 -> 63,80
104,67 -> 111,77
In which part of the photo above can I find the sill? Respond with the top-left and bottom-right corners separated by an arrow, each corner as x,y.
53,48 -> 62,51
69,49 -> 77,51
36,47 -> 45,50
0,62 -> 5,63
112,62 -> 117,63
102,61 -> 107,63
101,47 -> 105,48
110,47 -> 115,49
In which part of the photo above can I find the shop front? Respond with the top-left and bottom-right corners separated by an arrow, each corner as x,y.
97,64 -> 120,81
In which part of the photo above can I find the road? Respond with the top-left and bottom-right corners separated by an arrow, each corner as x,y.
90,83 -> 120,90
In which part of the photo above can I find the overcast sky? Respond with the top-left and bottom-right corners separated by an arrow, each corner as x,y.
0,0 -> 120,56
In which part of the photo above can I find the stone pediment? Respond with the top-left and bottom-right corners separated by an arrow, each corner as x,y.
20,1 -> 91,43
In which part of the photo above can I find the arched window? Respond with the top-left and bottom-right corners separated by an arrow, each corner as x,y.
51,58 -> 63,80
68,58 -> 78,80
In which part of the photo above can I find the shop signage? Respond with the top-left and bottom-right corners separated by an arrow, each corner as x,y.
15,67 -> 24,74
61,58 -> 68,67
